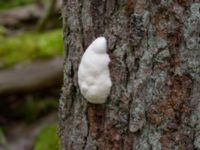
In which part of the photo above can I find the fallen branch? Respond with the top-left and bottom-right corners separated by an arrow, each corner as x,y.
0,1 -> 61,29
0,57 -> 63,95
0,4 -> 45,28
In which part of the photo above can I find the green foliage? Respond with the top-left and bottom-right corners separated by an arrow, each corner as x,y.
0,0 -> 33,10
0,29 -> 63,68
34,124 -> 60,150
15,97 -> 58,122
0,128 -> 9,150
0,26 -> 7,35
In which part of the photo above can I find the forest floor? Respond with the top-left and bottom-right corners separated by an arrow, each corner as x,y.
0,0 -> 62,149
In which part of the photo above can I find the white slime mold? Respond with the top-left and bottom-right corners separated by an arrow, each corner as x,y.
78,37 -> 112,104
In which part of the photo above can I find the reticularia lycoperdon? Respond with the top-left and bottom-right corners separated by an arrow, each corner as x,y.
78,37 -> 112,104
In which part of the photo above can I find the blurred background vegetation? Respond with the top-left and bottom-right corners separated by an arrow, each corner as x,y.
0,0 -> 62,149
0,0 -> 33,10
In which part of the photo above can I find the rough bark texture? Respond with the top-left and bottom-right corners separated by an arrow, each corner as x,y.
59,0 -> 200,150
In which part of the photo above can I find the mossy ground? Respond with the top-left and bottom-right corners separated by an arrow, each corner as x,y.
0,0 -> 33,10
34,124 -> 60,150
0,0 -> 50,10
0,29 -> 63,68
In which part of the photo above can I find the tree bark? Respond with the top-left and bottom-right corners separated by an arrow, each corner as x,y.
59,0 -> 200,150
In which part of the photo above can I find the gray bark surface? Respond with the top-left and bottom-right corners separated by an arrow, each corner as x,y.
59,0 -> 200,150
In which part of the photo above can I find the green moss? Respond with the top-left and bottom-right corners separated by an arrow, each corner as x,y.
34,124 -> 60,150
0,29 -> 63,68
0,26 -> 7,35
0,0 -> 33,10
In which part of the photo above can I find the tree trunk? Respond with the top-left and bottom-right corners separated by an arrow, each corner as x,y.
59,0 -> 200,150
